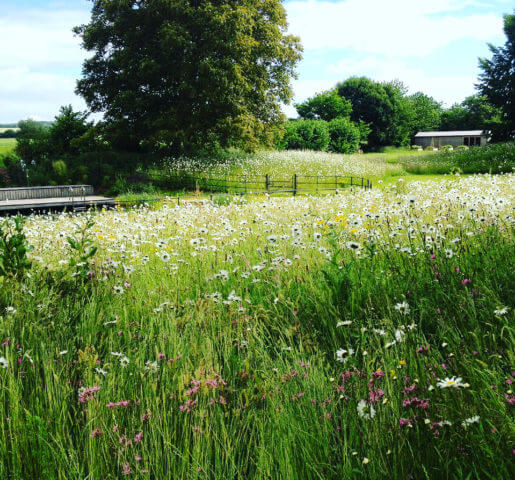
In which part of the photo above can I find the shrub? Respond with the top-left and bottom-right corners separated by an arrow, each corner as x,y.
1,153 -> 26,186
0,216 -> 32,278
327,118 -> 360,153
52,160 -> 68,183
441,145 -> 454,151
281,120 -> 330,151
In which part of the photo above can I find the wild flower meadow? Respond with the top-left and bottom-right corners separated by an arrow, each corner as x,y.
0,173 -> 513,479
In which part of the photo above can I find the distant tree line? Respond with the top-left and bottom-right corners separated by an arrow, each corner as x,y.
0,130 -> 19,138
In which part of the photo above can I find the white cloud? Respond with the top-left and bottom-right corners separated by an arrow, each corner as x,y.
0,8 -> 90,70
286,0 -> 504,56
0,6 -> 90,121
0,67 -> 88,121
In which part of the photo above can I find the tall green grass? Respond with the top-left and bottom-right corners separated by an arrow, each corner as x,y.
401,142 -> 515,175
0,174 -> 513,479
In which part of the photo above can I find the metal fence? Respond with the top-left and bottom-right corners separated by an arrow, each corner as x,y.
160,173 -> 372,196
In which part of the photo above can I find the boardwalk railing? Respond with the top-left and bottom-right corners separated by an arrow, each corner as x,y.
0,185 -> 93,201
161,173 -> 371,196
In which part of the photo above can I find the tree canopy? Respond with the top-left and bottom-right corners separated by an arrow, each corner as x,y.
74,0 -> 302,153
335,77 -> 412,149
295,90 -> 352,121
477,13 -> 515,139
405,92 -> 442,137
440,95 -> 502,137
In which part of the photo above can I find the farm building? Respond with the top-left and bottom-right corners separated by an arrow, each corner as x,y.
413,131 -> 489,148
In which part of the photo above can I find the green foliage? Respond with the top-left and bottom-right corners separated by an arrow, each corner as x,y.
52,160 -> 68,184
406,92 -> 442,137
440,95 -> 503,138
336,77 -> 412,149
477,13 -> 515,139
74,0 -> 302,153
0,216 -> 32,278
280,120 -> 330,151
7,106 -> 155,188
327,117 -> 360,153
296,90 -> 352,121
66,219 -> 98,281
15,119 -> 50,163
48,105 -> 91,156
0,153 -> 26,186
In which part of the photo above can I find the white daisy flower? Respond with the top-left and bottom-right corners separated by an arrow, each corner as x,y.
437,376 -> 465,389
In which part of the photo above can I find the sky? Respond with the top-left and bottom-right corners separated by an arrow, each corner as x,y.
0,0 -> 511,122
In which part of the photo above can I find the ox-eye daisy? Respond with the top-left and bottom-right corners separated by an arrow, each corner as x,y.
437,376 -> 465,389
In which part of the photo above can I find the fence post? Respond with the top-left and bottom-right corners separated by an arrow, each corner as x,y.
293,174 -> 297,196
244,177 -> 247,194
361,177 -> 364,188
350,177 -> 353,187
335,175 -> 338,192
316,175 -> 319,194
265,174 -> 269,192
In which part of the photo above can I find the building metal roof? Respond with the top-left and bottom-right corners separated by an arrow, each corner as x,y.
415,130 -> 485,137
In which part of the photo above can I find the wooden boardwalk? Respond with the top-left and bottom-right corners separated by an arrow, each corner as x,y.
0,196 -> 115,213
0,185 -> 115,213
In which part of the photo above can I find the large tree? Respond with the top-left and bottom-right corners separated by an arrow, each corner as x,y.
74,0 -> 302,153
406,92 -> 442,137
336,77 -> 411,149
477,13 -> 515,139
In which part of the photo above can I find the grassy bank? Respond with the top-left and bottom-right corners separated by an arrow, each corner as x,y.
0,174 -> 513,479
401,142 -> 514,175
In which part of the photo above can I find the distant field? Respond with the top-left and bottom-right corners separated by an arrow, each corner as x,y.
0,127 -> 19,134
0,138 -> 16,155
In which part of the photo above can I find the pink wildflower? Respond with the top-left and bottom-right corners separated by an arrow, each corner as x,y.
79,386 -> 100,403
416,345 -> 429,355
368,390 -> 384,403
